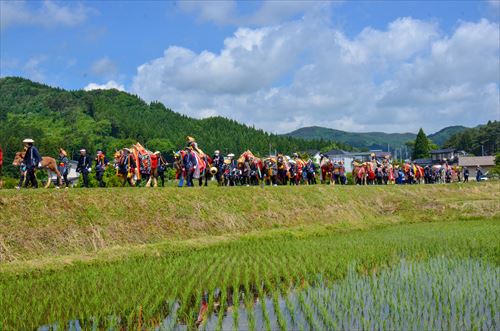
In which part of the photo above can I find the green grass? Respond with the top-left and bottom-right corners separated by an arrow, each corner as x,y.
213,257 -> 499,330
0,182 -> 498,263
1,219 -> 499,329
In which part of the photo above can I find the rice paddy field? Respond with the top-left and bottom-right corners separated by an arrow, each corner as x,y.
0,183 -> 499,330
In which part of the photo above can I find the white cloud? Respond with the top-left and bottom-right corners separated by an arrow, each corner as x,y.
90,57 -> 119,79
177,0 -> 324,26
131,17 -> 500,134
84,80 -> 125,91
0,0 -> 93,29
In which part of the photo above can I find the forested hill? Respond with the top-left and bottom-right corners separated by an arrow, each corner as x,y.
0,77 -> 335,164
285,125 -> 469,150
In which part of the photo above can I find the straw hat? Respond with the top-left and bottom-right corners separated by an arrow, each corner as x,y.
23,138 -> 34,144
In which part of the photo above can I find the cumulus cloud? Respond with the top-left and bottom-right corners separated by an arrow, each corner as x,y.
0,0 -> 94,29
131,16 -> 499,134
84,80 -> 125,91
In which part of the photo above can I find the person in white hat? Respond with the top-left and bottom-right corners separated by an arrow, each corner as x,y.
22,138 -> 41,188
211,150 -> 224,185
76,149 -> 92,187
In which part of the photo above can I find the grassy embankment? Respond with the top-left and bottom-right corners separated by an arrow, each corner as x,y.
0,183 -> 498,266
0,183 -> 499,329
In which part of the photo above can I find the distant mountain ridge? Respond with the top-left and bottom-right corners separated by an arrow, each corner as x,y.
284,125 -> 469,150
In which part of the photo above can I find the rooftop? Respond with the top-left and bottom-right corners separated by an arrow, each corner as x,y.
458,156 -> 495,167
430,148 -> 456,154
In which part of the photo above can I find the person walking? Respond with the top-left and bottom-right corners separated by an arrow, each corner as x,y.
475,166 -> 483,182
22,138 -> 41,188
182,147 -> 197,187
212,150 -> 224,186
95,150 -> 109,187
463,167 -> 469,183
16,160 -> 27,189
146,151 -> 160,187
57,148 -> 70,188
77,149 -> 92,188
157,152 -> 168,187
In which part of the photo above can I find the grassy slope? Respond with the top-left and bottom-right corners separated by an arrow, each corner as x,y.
0,183 -> 498,268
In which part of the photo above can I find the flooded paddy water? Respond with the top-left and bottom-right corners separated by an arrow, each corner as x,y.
37,257 -> 499,331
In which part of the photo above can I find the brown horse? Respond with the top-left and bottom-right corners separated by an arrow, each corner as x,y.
320,156 -> 333,184
13,151 -> 62,188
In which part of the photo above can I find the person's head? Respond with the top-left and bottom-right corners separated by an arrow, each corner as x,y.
96,150 -> 103,156
228,153 -> 234,159
80,149 -> 86,156
214,150 -> 220,156
59,148 -> 67,157
154,151 -> 161,156
23,138 -> 34,147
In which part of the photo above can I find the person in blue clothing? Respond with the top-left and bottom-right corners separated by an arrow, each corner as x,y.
16,160 -> 27,189
76,149 -> 92,188
57,148 -> 70,188
212,150 -> 225,185
95,150 -> 109,187
182,146 -> 197,187
463,167 -> 469,183
475,166 -> 483,182
22,138 -> 42,188
306,159 -> 317,185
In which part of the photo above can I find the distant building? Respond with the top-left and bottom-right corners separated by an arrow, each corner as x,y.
430,148 -> 466,163
458,156 -> 495,180
413,158 -> 433,167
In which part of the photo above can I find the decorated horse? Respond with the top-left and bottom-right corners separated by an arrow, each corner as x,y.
237,150 -> 262,186
319,155 -> 334,184
402,163 -> 424,184
352,161 -> 375,185
114,148 -> 138,186
13,151 -> 62,188
113,143 -> 156,187
262,156 -> 278,186
276,154 -> 289,185
290,155 -> 306,185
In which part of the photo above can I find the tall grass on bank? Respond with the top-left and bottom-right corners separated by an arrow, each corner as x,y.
0,183 -> 498,261
1,219 -> 498,329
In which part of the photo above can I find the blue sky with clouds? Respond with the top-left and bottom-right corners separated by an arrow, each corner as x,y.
1,0 -> 499,134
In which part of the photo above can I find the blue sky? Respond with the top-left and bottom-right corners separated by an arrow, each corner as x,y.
1,0 -> 499,134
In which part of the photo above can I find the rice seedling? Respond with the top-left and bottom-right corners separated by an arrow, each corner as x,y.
0,219 -> 498,329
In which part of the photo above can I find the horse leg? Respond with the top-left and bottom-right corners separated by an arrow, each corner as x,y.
45,170 -> 52,188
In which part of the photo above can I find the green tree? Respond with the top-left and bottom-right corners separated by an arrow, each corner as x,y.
412,128 -> 431,159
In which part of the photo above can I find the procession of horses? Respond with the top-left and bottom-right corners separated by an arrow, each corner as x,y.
6,135 -> 469,189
